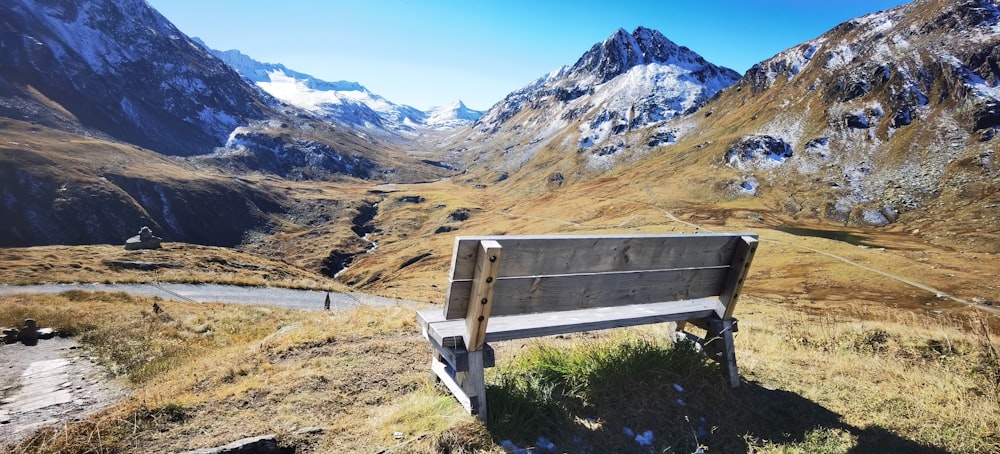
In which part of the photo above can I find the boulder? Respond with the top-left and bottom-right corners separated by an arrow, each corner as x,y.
124,226 -> 162,250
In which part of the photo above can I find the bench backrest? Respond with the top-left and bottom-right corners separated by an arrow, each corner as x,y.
443,233 -> 758,323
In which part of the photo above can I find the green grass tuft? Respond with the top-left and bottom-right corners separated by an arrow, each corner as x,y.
486,336 -> 720,452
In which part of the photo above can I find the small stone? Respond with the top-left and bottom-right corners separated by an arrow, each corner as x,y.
18,319 -> 38,346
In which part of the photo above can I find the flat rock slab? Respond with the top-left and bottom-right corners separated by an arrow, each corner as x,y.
2,358 -> 74,413
0,337 -> 126,445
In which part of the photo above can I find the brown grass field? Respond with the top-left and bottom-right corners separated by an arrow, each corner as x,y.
2,110 -> 1000,452
2,168 -> 999,452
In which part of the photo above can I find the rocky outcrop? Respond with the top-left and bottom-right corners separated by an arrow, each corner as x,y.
212,131 -> 377,180
124,226 -> 162,250
725,135 -> 794,170
179,434 -> 292,454
2,319 -> 57,346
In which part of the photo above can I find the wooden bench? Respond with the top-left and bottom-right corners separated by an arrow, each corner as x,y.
416,233 -> 758,422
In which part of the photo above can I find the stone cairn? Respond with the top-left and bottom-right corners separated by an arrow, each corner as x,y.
2,319 -> 57,346
124,226 -> 163,250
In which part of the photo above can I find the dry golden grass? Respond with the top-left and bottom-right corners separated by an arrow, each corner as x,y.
341,176 -> 1000,331
1,291 -> 996,453
0,243 -> 348,292
737,296 -> 1000,453
0,291 -> 491,453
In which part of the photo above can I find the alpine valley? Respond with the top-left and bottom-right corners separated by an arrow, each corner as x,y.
3,0 -> 1000,452
2,0 -> 997,294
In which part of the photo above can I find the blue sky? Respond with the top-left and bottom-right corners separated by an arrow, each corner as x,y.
146,1 -> 911,111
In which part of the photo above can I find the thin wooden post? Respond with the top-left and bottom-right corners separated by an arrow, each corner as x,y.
462,350 -> 487,421
720,236 -> 758,319
464,240 -> 502,351
706,318 -> 740,387
460,240 -> 501,422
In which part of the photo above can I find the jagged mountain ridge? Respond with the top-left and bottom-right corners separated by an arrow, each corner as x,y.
0,0 -> 452,247
456,26 -> 741,175
690,0 -> 1000,229
0,0 -> 274,156
202,43 -> 483,132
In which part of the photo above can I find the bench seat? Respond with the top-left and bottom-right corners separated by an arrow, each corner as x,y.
418,296 -> 723,348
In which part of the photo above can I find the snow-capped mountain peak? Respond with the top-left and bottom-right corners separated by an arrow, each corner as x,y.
425,100 -> 485,129
571,26 -> 708,83
0,0 -> 271,156
199,42 -> 482,132
466,26 -> 741,171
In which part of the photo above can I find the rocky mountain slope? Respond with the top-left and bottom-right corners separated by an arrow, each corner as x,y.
0,0 -> 451,247
448,26 -> 741,177
665,0 -> 999,240
432,0 -> 997,249
0,0 -> 273,156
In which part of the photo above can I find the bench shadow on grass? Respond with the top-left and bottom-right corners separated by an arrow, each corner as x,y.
724,381 -> 949,454
485,343 -> 949,453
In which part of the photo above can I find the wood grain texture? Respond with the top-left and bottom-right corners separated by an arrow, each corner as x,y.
463,240 -> 502,351
426,297 -> 724,346
444,234 -> 758,318
721,236 -> 759,319
447,267 -> 729,318
448,234 -> 754,280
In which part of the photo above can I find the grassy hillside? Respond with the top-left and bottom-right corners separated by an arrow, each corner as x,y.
3,2 -> 999,446
2,166 -> 999,452
0,290 -> 996,453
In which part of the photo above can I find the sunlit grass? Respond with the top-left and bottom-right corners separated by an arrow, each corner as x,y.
2,291 -> 998,453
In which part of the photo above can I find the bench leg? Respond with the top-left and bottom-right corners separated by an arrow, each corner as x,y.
457,350 -> 488,423
706,319 -> 740,387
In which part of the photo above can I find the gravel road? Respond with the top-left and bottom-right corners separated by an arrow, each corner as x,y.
0,283 -> 424,311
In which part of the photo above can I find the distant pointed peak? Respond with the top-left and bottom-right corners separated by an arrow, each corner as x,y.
572,26 -> 689,82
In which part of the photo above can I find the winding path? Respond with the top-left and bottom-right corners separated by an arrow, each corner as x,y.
0,283 -> 422,311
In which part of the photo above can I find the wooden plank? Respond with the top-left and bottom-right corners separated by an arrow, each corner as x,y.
446,267 -> 728,319
720,235 -> 759,319
462,350 -> 487,420
431,359 -> 473,414
424,334 -> 496,371
416,308 -> 445,331
464,240 -> 502,351
449,234 -> 751,280
426,297 -> 725,346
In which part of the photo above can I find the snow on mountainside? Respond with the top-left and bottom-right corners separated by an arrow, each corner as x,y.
463,26 -> 741,172
202,43 -> 481,132
689,0 -> 1000,229
425,100 -> 486,129
0,0 -> 273,156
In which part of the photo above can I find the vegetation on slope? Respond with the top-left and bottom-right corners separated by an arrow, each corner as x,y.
1,291 -> 997,453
